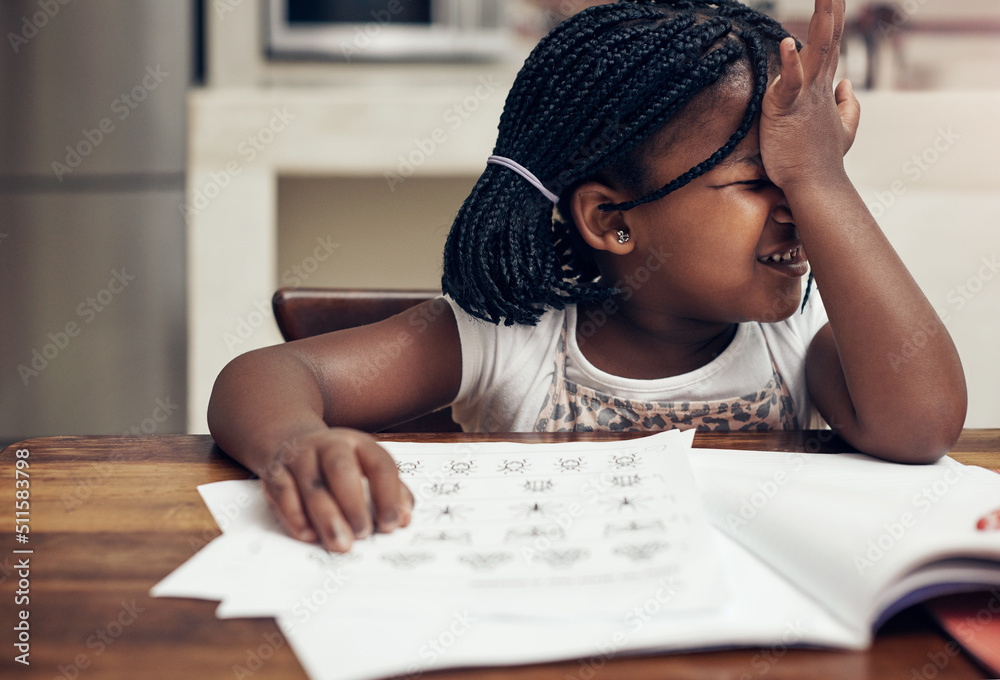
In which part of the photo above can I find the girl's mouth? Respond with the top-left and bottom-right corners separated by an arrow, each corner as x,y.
759,246 -> 802,264
757,245 -> 809,276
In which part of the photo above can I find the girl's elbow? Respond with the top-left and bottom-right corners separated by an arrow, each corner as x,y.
865,409 -> 965,465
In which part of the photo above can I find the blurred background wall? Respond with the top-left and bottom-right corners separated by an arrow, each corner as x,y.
0,1 -> 196,445
2,0 -> 999,444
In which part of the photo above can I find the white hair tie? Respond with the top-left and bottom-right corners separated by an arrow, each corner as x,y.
487,155 -> 560,204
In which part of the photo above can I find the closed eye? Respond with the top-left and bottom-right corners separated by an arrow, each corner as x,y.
732,179 -> 774,189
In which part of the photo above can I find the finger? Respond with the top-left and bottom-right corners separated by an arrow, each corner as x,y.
832,0 -> 846,49
316,437 -> 375,539
286,447 -> 356,552
801,0 -> 839,80
356,440 -> 409,533
835,79 -> 860,154
260,460 -> 317,543
769,37 -> 803,108
398,483 -> 415,528
828,0 -> 846,79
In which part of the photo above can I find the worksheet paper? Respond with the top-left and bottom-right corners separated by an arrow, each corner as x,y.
157,429 -> 723,609
154,429 -> 784,680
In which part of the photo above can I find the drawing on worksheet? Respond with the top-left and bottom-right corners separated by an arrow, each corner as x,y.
157,429 -> 728,628
613,542 -> 670,561
380,551 -> 436,569
605,494 -> 651,513
336,429 -> 726,614
427,482 -> 462,496
418,504 -> 472,523
411,530 -> 473,545
610,474 -> 643,487
497,458 -> 529,474
530,548 -> 589,569
555,457 -> 586,472
609,452 -> 641,469
603,519 -> 667,536
522,479 -> 555,493
443,460 -> 478,475
509,500 -> 564,520
504,524 -> 567,544
458,551 -> 514,572
395,460 -> 424,476
306,547 -> 362,568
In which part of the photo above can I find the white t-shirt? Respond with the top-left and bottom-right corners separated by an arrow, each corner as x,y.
445,287 -> 829,433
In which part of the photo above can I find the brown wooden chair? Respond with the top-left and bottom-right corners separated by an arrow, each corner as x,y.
272,288 -> 461,432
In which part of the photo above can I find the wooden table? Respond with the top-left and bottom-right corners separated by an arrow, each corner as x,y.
1,430 -> 998,680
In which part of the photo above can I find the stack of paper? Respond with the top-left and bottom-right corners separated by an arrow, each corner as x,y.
152,430 -> 1000,680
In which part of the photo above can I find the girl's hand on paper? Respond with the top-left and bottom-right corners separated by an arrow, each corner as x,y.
260,428 -> 413,552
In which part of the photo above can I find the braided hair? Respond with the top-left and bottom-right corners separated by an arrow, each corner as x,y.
442,0 -> 805,326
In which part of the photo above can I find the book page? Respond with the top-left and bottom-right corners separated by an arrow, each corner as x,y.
690,448 -> 1000,636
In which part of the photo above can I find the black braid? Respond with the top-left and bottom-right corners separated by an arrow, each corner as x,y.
442,0 -> 806,325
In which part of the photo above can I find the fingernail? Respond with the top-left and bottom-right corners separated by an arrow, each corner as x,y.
378,510 -> 400,533
330,517 -> 354,552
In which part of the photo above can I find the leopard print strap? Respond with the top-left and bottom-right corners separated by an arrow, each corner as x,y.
534,313 -> 797,433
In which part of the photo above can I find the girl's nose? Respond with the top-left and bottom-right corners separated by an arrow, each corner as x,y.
769,191 -> 794,225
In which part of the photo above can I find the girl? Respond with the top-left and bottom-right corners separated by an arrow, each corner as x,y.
208,0 -> 967,553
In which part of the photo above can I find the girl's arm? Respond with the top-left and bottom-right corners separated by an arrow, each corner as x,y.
762,0 -> 966,462
207,300 -> 462,550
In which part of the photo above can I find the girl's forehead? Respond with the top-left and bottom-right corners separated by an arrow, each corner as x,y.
664,80 -> 755,150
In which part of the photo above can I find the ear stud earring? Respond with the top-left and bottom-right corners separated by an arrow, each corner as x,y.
616,229 -> 630,244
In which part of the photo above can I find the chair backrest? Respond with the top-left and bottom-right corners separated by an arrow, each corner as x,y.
272,288 -> 461,433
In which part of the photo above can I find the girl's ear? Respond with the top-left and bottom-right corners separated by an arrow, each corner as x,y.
570,181 -> 635,254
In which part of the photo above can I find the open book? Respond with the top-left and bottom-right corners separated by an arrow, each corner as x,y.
152,430 -> 1000,680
